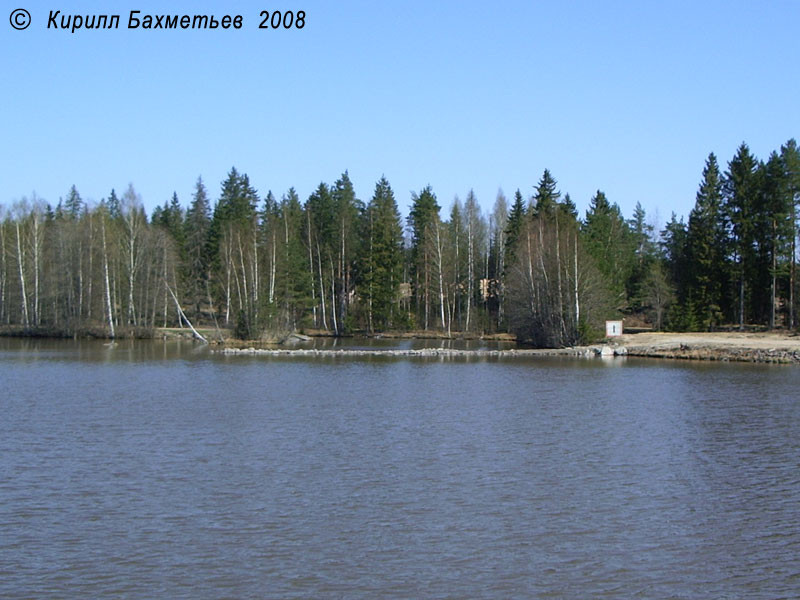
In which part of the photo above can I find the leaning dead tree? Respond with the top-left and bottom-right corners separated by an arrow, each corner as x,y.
166,283 -> 208,344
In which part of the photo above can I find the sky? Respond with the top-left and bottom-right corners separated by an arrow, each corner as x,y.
2,0 -> 798,230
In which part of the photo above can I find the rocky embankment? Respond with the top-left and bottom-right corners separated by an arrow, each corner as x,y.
621,344 -> 800,363
220,332 -> 800,364
220,347 -> 578,359
617,332 -> 800,364
222,344 -> 622,360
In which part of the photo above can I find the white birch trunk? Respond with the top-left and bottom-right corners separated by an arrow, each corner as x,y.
163,245 -> 169,328
87,214 -> 93,320
127,228 -> 136,326
435,221 -> 446,332
269,231 -> 276,305
166,283 -> 207,344
15,221 -> 29,328
32,213 -> 41,326
101,217 -> 115,338
466,215 -> 473,331
330,258 -> 338,335
307,211 -> 317,327
574,233 -> 580,328
237,232 -> 249,316
252,227 -> 259,315
317,242 -> 327,331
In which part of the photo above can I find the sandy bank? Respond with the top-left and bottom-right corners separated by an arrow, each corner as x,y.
616,331 -> 800,364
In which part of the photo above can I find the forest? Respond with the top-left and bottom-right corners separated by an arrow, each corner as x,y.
1,139 -> 798,346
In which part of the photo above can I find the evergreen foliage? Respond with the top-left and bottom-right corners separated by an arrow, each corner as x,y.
684,154 -> 726,329
2,139 -> 798,341
64,185 -> 83,219
360,177 -> 403,331
504,189 -> 526,270
582,190 -> 635,308
408,185 -> 441,329
532,169 -> 560,216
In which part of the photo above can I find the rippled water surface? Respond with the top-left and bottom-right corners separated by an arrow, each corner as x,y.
1,338 -> 799,598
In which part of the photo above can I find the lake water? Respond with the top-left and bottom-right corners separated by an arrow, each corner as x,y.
1,338 -> 799,598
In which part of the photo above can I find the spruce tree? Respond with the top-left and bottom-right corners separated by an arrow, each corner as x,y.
660,213 -> 691,329
408,185 -> 441,329
532,169 -> 560,216
780,139 -> 800,328
626,201 -> 657,313
206,167 -> 261,327
361,177 -> 403,331
154,192 -> 185,247
560,193 -> 578,219
723,143 -> 759,329
504,189 -> 526,270
64,185 -> 83,219
305,182 -> 337,330
184,177 -> 211,317
279,188 -> 312,330
760,151 -> 795,328
331,171 -> 361,330
107,188 -> 121,220
685,153 -> 726,328
581,190 -> 635,309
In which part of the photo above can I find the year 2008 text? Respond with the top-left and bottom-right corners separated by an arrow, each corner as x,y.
259,11 -> 306,29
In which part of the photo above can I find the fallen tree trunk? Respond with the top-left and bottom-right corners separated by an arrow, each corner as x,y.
166,283 -> 208,344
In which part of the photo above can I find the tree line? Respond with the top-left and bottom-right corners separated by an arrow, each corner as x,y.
1,139 -> 798,345
663,140 -> 800,331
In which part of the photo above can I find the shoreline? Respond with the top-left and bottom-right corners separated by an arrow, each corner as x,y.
3,327 -> 800,364
221,331 -> 800,364
614,331 -> 800,364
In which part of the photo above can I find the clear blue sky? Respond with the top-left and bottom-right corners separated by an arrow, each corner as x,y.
2,0 -> 798,230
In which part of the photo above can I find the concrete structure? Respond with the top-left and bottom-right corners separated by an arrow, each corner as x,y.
605,320 -> 623,337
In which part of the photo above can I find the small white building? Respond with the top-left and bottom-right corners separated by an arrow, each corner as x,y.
605,320 -> 623,337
